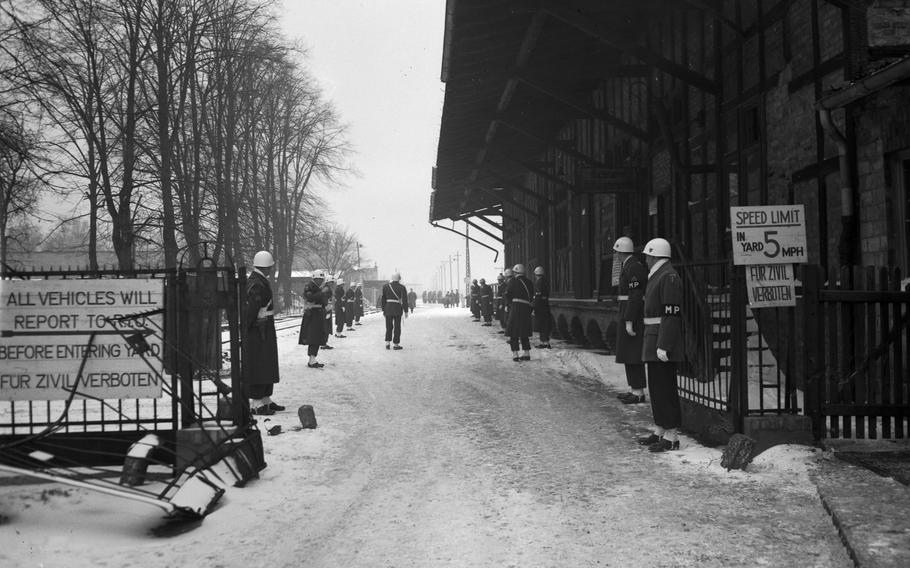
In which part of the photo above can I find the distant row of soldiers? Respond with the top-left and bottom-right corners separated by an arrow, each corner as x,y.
424,290 -> 461,307
297,274 -> 365,370
468,265 -> 550,362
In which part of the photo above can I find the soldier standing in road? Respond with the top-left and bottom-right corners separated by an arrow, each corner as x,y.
321,275 -> 335,350
498,268 -> 513,334
333,279 -> 346,338
479,278 -> 494,326
298,271 -> 328,368
381,272 -> 408,350
613,237 -> 648,404
354,284 -> 364,325
637,238 -> 684,452
242,251 -> 285,415
470,279 -> 481,321
505,264 -> 534,361
344,284 -> 356,331
533,266 -> 551,348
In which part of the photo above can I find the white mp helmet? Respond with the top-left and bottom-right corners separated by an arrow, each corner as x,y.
313,270 -> 326,281
253,250 -> 274,268
512,263 -> 525,274
534,266 -> 544,276
391,272 -> 401,282
643,238 -> 672,258
613,236 -> 634,254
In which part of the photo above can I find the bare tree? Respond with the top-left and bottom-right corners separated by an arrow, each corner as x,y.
0,117 -> 39,270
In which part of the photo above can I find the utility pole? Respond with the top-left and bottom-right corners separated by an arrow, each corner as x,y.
448,255 -> 454,291
453,250 -> 460,305
464,223 -> 471,308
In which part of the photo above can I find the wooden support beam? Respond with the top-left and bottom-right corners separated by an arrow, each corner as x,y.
463,217 -> 504,244
474,214 -> 504,232
541,1 -> 718,94
516,71 -> 649,141
470,12 -> 547,183
496,118 -> 608,168
480,164 -> 555,205
477,186 -> 538,218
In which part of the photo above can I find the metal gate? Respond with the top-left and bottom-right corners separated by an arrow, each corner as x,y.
0,255 -> 249,468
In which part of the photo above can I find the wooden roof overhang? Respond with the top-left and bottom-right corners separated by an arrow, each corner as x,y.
431,0 -> 722,224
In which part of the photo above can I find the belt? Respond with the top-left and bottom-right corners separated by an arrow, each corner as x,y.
617,295 -> 629,300
644,317 -> 661,325
386,299 -> 401,303
511,298 -> 530,305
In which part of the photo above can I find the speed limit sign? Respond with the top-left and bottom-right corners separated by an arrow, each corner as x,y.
730,205 -> 807,265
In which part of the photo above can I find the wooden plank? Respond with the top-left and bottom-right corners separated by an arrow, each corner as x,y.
819,290 -> 910,302
882,267 -> 894,438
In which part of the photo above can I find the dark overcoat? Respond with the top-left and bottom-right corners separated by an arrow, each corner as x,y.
533,276 -> 551,334
355,288 -> 364,317
641,261 -> 685,362
615,255 -> 647,364
322,283 -> 334,341
344,287 -> 356,325
334,284 -> 346,319
381,281 -> 407,316
242,270 -> 280,387
298,281 -> 327,346
479,283 -> 493,317
505,274 -> 534,337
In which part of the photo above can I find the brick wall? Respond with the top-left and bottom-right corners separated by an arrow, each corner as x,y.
868,0 -> 910,46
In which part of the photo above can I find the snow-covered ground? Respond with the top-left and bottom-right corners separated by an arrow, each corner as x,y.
0,304 -> 850,567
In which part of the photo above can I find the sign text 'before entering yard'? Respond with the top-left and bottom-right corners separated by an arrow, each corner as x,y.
0,279 -> 164,401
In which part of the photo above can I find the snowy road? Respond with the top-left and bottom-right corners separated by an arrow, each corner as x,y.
1,304 -> 851,567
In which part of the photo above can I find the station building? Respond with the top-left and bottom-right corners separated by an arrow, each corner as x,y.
431,0 -> 910,445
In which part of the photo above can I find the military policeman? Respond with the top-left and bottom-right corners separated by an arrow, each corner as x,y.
532,266 -> 551,348
298,270 -> 327,368
242,251 -> 285,415
505,264 -> 534,361
333,279 -> 346,338
344,284 -> 356,331
381,272 -> 409,349
479,278 -> 494,326
613,237 -> 648,404
637,238 -> 684,452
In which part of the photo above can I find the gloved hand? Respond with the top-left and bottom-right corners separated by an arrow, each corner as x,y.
657,348 -> 668,362
625,321 -> 635,336
404,311 -> 409,319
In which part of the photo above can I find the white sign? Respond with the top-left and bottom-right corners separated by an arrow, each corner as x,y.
730,205 -> 808,265
0,279 -> 164,401
745,264 -> 796,308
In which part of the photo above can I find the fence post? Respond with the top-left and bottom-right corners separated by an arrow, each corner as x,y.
802,266 -> 823,440
729,265 -> 748,434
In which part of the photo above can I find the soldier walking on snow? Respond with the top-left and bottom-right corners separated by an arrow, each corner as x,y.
613,237 -> 648,404
382,272 -> 409,350
407,287 -> 417,314
637,238 -> 684,452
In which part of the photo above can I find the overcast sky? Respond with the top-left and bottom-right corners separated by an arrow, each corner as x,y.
279,0 -> 504,292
